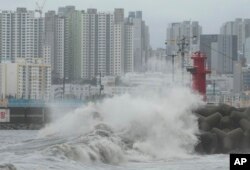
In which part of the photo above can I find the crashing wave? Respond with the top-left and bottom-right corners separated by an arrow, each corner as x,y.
38,86 -> 203,164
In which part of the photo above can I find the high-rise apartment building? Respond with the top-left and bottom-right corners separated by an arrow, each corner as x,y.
128,11 -> 150,72
113,9 -> 125,76
81,9 -> 96,80
56,7 -> 136,80
0,8 -> 44,63
124,19 -> 134,73
57,6 -> 75,81
220,18 -> 250,59
112,9 -> 135,75
70,10 -> 83,81
44,11 -> 65,82
244,37 -> 250,65
200,35 -> 218,70
211,35 -> 237,74
81,9 -> 114,79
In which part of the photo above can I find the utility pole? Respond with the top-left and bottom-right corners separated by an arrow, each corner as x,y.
213,79 -> 216,95
166,36 -> 196,83
62,77 -> 65,99
165,41 -> 177,82
177,36 -> 197,84
98,72 -> 104,96
177,36 -> 188,83
167,54 -> 177,82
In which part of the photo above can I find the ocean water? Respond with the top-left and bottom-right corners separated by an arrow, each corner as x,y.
0,87 -> 229,170
0,130 -> 229,170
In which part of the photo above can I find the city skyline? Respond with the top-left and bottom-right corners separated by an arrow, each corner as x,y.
1,0 -> 250,48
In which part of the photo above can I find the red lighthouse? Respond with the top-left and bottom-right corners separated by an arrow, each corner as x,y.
187,52 -> 211,98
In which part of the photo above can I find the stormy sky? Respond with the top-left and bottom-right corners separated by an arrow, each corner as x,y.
1,0 -> 250,48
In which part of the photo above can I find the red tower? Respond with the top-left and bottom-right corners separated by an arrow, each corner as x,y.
187,52 -> 211,98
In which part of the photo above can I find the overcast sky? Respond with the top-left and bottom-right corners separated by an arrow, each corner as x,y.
1,0 -> 250,48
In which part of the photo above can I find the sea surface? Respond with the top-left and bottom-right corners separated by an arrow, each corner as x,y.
0,130 -> 229,170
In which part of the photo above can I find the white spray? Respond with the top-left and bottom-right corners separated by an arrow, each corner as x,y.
39,84 -> 204,163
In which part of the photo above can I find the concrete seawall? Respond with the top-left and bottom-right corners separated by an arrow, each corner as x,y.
0,107 -> 50,130
0,106 -> 77,130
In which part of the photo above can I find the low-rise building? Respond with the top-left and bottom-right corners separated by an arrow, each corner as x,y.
0,58 -> 51,100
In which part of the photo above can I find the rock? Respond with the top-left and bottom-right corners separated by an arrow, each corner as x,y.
200,112 -> 222,131
218,104 -> 236,116
240,119 -> 250,135
196,132 -> 218,154
244,107 -> 250,119
223,128 -> 243,152
230,111 -> 247,123
195,106 -> 219,117
219,116 -> 231,129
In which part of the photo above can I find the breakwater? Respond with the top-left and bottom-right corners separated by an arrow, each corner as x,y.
195,104 -> 250,154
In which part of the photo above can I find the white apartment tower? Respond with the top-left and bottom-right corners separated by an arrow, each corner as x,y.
112,9 -> 134,75
113,9 -> 125,76
124,19 -> 134,73
82,9 -> 96,79
0,8 -> 44,62
98,12 -> 114,76
81,9 -> 114,79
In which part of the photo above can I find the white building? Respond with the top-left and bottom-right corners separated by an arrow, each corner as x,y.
124,21 -> 134,73
0,58 -> 51,100
81,9 -> 114,79
112,9 -> 135,76
50,84 -> 99,99
0,8 -> 44,62
113,9 -> 125,76
0,62 -> 18,98
206,74 -> 234,94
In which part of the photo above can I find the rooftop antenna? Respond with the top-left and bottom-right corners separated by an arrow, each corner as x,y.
35,0 -> 46,17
